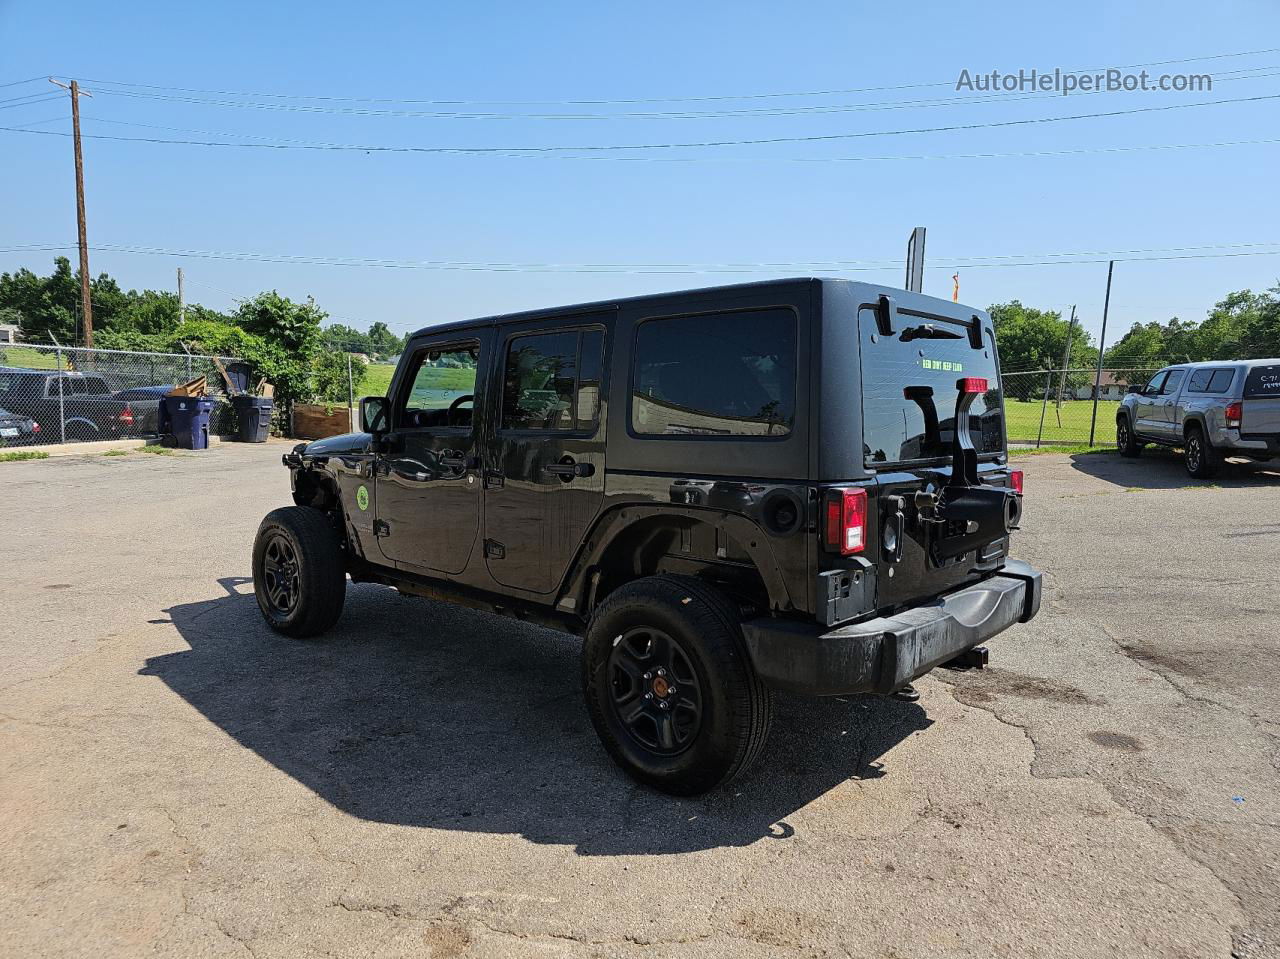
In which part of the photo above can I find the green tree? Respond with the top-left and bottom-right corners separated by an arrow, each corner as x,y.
234,291 -> 325,356
321,323 -> 370,354
367,321 -> 403,359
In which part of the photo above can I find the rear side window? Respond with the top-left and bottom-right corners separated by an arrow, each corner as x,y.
860,311 -> 1003,465
502,327 -> 604,431
631,308 -> 796,437
1206,369 -> 1234,393
1189,368 -> 1234,393
1244,364 -> 1280,399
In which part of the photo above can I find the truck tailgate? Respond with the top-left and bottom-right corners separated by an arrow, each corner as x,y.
1243,364 -> 1280,434
1243,398 -> 1280,434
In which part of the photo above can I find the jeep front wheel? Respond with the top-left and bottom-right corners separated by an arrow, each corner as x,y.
252,506 -> 347,638
582,575 -> 773,795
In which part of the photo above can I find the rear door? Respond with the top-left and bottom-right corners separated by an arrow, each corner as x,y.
1242,363 -> 1280,435
483,317 -> 609,594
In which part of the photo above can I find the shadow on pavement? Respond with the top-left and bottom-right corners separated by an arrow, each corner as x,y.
1069,448 -> 1280,490
141,577 -> 930,856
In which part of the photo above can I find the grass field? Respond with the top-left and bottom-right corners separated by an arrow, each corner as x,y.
1004,398 -> 1119,447
0,346 -> 60,370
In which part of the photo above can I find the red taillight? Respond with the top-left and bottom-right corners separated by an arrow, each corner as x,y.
958,377 -> 989,394
825,487 -> 867,556
118,405 -> 134,427
31,422 -> 40,433
1009,469 -> 1024,495
1225,402 -> 1242,428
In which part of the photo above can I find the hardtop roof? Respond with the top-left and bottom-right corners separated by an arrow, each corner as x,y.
396,276 -> 990,341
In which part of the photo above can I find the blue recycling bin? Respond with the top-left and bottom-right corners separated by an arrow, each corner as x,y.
161,395 -> 215,450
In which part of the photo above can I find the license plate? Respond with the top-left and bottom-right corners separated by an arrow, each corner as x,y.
0,428 -> 18,438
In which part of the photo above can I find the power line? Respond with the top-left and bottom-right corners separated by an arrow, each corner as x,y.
0,76 -> 46,91
0,93 -> 63,111
57,46 -> 1280,105
4,240 -> 1279,274
4,92 -> 1278,155
80,66 -> 1280,121
63,116 -> 1277,164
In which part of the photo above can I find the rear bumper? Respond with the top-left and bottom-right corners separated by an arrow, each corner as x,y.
1228,431 -> 1280,455
741,559 -> 1042,696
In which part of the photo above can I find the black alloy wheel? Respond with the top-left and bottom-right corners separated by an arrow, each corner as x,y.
606,626 -> 704,756
260,532 -> 301,617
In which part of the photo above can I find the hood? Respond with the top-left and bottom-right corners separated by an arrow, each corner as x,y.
303,431 -> 373,458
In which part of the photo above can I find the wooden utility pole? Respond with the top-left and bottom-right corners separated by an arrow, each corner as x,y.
50,78 -> 94,347
177,268 -> 186,324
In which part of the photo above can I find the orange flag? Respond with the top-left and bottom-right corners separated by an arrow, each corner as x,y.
952,273 -> 960,302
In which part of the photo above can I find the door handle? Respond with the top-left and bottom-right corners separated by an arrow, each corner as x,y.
543,460 -> 595,479
439,454 -> 476,470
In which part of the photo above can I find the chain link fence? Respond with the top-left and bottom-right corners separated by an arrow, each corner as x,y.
0,342 -> 246,447
1001,366 -> 1163,447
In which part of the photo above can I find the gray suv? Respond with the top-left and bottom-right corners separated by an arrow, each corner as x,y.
1117,359 -> 1280,477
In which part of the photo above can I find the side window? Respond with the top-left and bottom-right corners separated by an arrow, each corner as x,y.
1160,370 -> 1185,395
1206,369 -> 1235,393
397,343 -> 479,429
1186,370 -> 1213,393
501,327 -> 604,431
1144,371 -> 1168,395
631,308 -> 796,437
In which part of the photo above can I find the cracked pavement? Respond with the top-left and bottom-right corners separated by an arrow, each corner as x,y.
1,444 -> 1277,957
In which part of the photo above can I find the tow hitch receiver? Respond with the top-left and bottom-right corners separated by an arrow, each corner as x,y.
943,645 -> 989,670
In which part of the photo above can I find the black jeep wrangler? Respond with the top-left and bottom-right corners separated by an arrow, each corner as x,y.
255,278 -> 1041,795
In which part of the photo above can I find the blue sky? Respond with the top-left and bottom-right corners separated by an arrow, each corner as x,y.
1,0 -> 1277,352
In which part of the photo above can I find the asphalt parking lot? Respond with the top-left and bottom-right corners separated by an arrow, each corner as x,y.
2,444 -> 1278,958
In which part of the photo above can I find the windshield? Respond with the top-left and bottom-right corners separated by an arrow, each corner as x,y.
859,312 -> 1004,466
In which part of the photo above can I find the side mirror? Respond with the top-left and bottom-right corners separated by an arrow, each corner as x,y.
1127,384 -> 1142,394
360,396 -> 389,434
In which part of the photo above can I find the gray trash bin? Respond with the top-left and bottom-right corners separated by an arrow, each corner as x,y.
231,395 -> 273,443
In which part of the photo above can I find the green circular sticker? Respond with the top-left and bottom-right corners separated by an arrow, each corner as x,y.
356,485 -> 370,511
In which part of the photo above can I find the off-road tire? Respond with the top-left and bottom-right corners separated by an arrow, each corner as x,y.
1184,424 -> 1221,479
582,574 -> 773,795
1116,415 -> 1142,457
252,506 -> 347,638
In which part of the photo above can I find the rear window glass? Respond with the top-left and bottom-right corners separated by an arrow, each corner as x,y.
631,308 -> 796,437
1244,364 -> 1280,399
860,312 -> 1003,466
1187,370 -> 1212,392
1206,369 -> 1234,393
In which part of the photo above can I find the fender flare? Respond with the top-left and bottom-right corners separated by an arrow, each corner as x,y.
559,503 -> 795,617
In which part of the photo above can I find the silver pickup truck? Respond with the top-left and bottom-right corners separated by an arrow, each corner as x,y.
1117,359 -> 1280,477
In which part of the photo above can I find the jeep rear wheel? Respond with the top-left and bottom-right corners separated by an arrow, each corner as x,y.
582,575 -> 773,795
252,506 -> 347,638
1184,424 -> 1221,479
1116,415 -> 1142,457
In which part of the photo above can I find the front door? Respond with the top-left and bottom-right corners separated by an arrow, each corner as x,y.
375,334 -> 490,575
1132,370 -> 1168,437
1154,368 -> 1185,439
483,318 -> 609,595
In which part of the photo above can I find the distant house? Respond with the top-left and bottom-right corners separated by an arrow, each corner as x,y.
1073,372 -> 1128,401
0,324 -> 20,345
